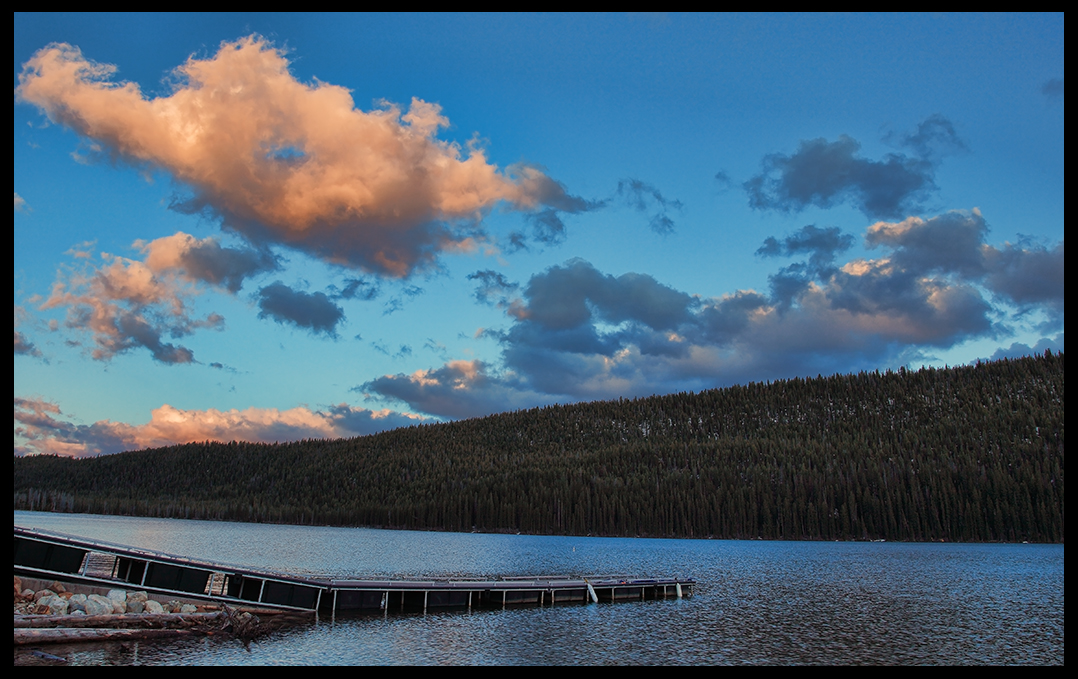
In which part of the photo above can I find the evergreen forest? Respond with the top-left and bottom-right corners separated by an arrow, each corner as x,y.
13,352 -> 1065,542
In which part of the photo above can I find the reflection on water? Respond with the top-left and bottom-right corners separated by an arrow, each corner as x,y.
13,511 -> 1064,665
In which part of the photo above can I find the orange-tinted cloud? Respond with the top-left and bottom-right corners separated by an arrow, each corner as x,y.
41,232 -> 274,363
17,37 -> 586,277
14,397 -> 426,457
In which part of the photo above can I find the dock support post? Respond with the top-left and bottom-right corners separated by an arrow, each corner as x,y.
332,589 -> 338,624
676,582 -> 682,599
423,590 -> 428,614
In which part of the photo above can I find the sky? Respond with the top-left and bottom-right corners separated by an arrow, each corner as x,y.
14,13 -> 1064,457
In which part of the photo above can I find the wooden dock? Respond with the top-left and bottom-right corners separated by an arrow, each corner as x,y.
14,526 -> 694,614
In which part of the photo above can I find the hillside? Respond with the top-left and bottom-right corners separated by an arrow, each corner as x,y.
14,352 -> 1065,542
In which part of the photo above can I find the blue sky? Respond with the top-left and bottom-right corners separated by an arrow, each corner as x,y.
15,13 -> 1064,456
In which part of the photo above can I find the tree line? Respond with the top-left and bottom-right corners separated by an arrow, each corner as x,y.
13,352 -> 1064,542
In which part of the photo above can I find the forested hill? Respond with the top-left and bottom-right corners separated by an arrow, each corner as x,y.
14,352 -> 1065,542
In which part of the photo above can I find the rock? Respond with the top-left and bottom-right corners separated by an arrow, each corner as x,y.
180,604 -> 198,614
126,600 -> 145,614
107,589 -> 128,614
84,595 -> 114,617
144,600 -> 165,614
128,591 -> 148,603
37,593 -> 69,615
68,593 -> 88,613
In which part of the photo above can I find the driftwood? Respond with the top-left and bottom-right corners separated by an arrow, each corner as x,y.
13,608 -> 315,647
14,627 -> 206,645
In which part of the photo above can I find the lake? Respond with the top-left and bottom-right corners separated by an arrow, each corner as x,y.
13,511 -> 1064,665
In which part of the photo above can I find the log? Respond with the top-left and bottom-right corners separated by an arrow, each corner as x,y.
14,612 -> 224,629
14,627 -> 205,645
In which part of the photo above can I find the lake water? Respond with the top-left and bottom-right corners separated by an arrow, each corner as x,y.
13,511 -> 1064,665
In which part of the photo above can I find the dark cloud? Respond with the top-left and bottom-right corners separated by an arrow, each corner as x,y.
334,276 -> 381,301
865,211 -> 1065,317
257,282 -> 344,336
504,230 -> 531,253
381,285 -> 424,317
695,291 -> 770,345
115,313 -> 201,364
361,360 -> 548,420
889,113 -> 967,162
513,188 -> 603,249
983,240 -> 1065,312
745,116 -> 963,219
366,209 -> 1064,420
745,135 -> 932,219
525,209 -> 569,245
467,270 -> 520,308
865,210 -> 988,277
14,331 -> 41,357
986,334 -> 1064,362
617,178 -> 683,234
168,238 -> 277,293
521,258 -> 696,331
757,225 -> 855,262
324,403 -> 429,436
1041,77 -> 1064,102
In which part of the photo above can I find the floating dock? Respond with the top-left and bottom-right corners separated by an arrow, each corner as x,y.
14,526 -> 694,614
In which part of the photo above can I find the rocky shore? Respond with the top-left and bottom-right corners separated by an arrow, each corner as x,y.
15,575 -> 211,617
13,575 -> 312,664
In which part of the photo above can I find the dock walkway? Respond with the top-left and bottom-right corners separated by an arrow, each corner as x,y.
14,526 -> 694,613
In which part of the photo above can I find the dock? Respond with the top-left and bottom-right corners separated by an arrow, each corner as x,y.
14,526 -> 694,614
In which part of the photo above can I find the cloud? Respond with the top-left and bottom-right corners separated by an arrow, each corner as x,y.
888,113 -> 967,162
985,333 -> 1063,362
982,239 -> 1065,313
757,225 -> 856,304
519,258 -> 696,331
14,331 -> 41,357
467,269 -> 520,309
41,244 -> 226,363
15,397 -> 427,457
1041,77 -> 1064,102
616,178 -> 682,234
138,232 -> 277,293
37,231 -> 275,363
525,209 -> 569,246
360,360 -> 550,420
744,116 -> 963,219
334,276 -> 380,301
14,192 -> 27,212
257,282 -> 344,336
14,307 -> 42,358
367,210 -> 1064,419
17,37 -> 588,277
865,211 -> 1065,316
